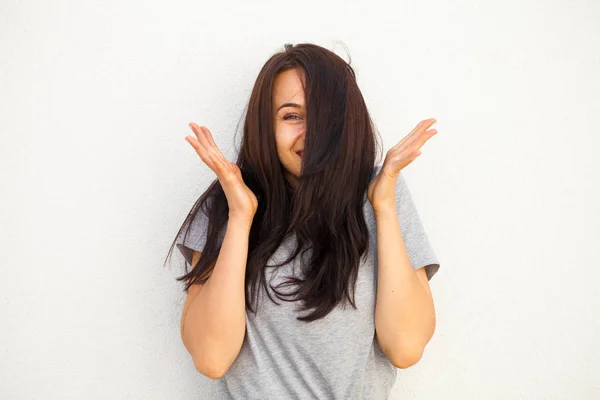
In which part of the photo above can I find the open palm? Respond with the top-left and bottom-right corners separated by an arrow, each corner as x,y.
185,122 -> 258,222
367,118 -> 438,213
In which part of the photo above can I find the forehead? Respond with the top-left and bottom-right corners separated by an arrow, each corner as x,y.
272,68 -> 306,106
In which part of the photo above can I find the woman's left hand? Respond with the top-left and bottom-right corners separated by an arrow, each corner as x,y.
367,118 -> 439,214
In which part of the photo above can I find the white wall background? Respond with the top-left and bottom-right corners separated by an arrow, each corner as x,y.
2,0 -> 599,399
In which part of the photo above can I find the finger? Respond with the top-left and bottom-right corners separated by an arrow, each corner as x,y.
411,118 -> 436,135
231,162 -> 243,181
414,127 -> 438,149
188,123 -> 212,153
391,136 -> 409,151
190,123 -> 225,159
186,129 -> 228,175
185,135 -> 215,170
204,134 -> 234,177
392,118 -> 437,151
200,125 -> 222,155
404,118 -> 437,143
190,123 -> 231,167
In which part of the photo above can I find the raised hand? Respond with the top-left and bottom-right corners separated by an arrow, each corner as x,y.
185,122 -> 258,222
367,118 -> 439,214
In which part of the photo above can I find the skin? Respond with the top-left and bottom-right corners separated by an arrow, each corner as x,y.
271,68 -> 307,189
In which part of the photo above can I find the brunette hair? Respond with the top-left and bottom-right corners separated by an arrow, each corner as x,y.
165,42 -> 383,322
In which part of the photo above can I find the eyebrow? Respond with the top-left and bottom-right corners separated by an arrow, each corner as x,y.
277,102 -> 304,112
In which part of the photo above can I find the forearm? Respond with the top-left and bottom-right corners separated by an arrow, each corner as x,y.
374,207 -> 435,364
183,216 -> 252,376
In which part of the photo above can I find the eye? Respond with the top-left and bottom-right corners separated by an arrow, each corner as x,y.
283,114 -> 301,121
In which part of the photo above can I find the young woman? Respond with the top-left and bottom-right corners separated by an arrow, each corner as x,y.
166,43 -> 441,399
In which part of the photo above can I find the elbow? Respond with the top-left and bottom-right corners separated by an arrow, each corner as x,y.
388,345 -> 425,369
185,328 -> 245,380
193,353 -> 230,380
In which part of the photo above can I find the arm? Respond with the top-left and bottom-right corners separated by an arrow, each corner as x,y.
373,207 -> 436,369
181,216 -> 252,379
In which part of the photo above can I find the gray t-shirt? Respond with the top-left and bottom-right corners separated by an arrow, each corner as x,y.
175,165 -> 440,399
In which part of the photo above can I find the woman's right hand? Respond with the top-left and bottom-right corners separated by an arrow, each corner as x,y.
185,122 -> 258,223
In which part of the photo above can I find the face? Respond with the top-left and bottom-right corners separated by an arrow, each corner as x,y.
272,68 -> 306,189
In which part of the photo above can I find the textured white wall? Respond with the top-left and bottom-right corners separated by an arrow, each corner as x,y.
2,0 -> 599,398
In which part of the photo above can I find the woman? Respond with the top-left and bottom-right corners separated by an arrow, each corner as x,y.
167,43 -> 441,399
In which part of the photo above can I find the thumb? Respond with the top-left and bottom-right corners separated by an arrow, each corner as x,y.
230,163 -> 243,180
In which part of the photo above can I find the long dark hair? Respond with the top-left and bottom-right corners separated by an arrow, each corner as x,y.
165,42 -> 383,322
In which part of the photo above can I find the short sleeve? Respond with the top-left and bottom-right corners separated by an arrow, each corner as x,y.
394,169 -> 441,281
175,203 -> 210,266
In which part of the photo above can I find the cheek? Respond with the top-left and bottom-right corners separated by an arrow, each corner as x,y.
274,130 -> 295,153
